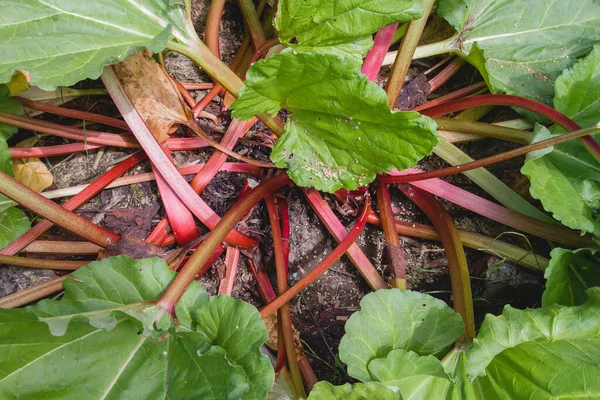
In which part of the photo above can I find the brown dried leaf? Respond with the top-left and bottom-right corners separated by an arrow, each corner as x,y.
114,51 -> 191,143
12,136 -> 53,192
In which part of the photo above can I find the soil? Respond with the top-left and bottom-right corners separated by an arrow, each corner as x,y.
0,1 -> 547,387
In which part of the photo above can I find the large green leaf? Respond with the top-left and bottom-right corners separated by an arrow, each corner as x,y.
0,0 -> 189,90
438,0 -> 600,105
230,51 -> 438,192
368,349 -> 449,389
338,289 -> 464,382
543,248 -> 600,307
521,44 -> 600,238
0,256 -> 274,399
466,288 -> 600,399
307,381 -> 401,400
274,0 -> 424,58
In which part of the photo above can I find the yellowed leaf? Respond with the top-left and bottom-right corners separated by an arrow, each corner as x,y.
12,136 -> 53,193
114,51 -> 191,143
6,71 -> 31,96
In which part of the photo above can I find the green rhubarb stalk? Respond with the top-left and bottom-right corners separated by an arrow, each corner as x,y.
0,171 -> 119,247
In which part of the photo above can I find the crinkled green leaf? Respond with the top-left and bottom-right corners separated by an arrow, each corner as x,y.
195,295 -> 275,400
0,0 -> 189,90
368,349 -> 450,393
0,256 -> 273,399
338,289 -> 464,382
521,131 -> 600,238
0,206 -> 30,250
31,256 -> 206,335
543,248 -> 600,307
307,381 -> 401,400
231,51 -> 438,192
466,287 -> 600,399
438,0 -> 600,105
274,0 -> 423,54
293,36 -> 374,62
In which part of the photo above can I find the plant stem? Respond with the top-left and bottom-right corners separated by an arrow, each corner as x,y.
367,212 -> 549,272
361,23 -> 399,81
414,82 -> 487,112
16,97 -> 130,130
102,66 -> 256,248
41,163 -> 260,200
218,246 -> 240,295
381,125 -> 598,183
22,241 -> 102,255
428,58 -> 465,92
157,174 -> 291,313
433,117 -> 531,144
0,112 -> 138,148
383,35 -> 457,65
375,182 -> 407,289
303,189 -> 388,290
181,83 -> 214,90
0,276 -> 68,308
385,0 -> 436,107
399,184 -> 475,341
11,142 -> 103,158
385,169 -> 596,248
166,40 -> 285,136
238,0 -> 266,49
433,136 -> 552,222
153,142 -> 199,246
0,255 -> 87,270
421,94 -> 600,162
265,195 -> 306,398
2,153 -> 145,255
204,0 -> 226,59
0,171 -> 119,247
260,200 -> 371,319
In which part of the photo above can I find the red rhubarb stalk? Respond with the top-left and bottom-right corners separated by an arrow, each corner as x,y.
102,66 -> 256,248
0,276 -> 68,309
361,24 -> 400,80
0,255 -> 87,270
153,142 -> 199,246
428,58 -> 465,93
266,195 -> 306,398
421,94 -> 600,161
376,181 -> 407,289
1,153 -> 145,255
259,199 -> 371,318
0,171 -> 119,248
303,189 -> 388,290
218,246 -> 240,295
414,82 -> 487,112
385,170 -> 595,248
157,174 -> 291,313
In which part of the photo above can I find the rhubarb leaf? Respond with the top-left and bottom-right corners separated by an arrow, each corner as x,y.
275,0 -> 424,57
0,256 -> 274,399
307,381 -> 401,400
521,45 -> 600,239
438,0 -> 600,105
195,295 -> 275,400
231,51 -> 438,192
543,248 -> 600,307
0,206 -> 30,249
338,289 -> 464,382
0,0 -> 189,90
467,288 -> 600,399
522,126 -> 600,238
